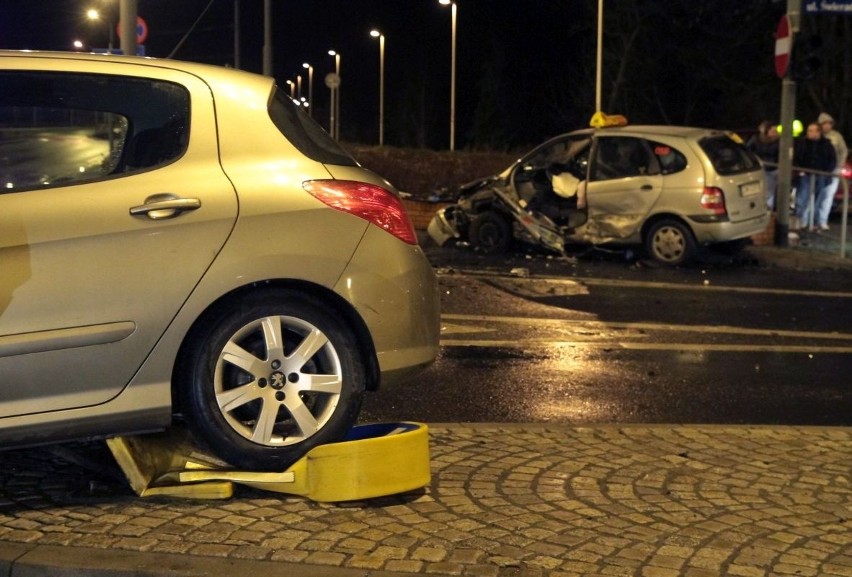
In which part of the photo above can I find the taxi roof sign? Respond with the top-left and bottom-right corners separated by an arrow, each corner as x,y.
590,112 -> 628,128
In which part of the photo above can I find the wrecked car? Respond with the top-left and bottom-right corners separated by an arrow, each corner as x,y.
428,124 -> 770,266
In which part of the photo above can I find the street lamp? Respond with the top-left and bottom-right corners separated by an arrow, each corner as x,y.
439,0 -> 457,151
302,62 -> 314,117
286,80 -> 295,98
86,7 -> 114,52
328,50 -> 341,139
370,29 -> 385,147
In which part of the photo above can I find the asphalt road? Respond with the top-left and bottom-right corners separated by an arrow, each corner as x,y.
360,234 -> 852,427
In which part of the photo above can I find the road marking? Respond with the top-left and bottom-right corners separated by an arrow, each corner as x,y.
440,270 -> 852,299
441,322 -> 497,336
440,314 -> 852,353
441,313 -> 852,341
440,339 -> 852,353
580,276 -> 852,299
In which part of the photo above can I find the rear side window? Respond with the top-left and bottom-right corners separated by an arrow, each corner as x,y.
268,88 -> 356,167
699,135 -> 760,176
650,141 -> 688,175
0,71 -> 189,193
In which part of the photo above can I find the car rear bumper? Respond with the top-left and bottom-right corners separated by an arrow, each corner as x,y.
690,211 -> 770,243
336,226 -> 441,387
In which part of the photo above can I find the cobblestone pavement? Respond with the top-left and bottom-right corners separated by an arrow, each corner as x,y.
0,424 -> 850,577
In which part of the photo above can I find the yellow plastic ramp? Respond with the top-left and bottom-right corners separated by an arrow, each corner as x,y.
106,427 -> 235,499
107,422 -> 431,502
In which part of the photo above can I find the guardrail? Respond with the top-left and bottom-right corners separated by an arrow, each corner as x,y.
838,174 -> 848,259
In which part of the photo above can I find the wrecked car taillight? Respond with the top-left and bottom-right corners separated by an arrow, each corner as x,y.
303,180 -> 418,245
700,186 -> 727,215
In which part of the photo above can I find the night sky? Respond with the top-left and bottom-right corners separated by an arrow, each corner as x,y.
2,0 -> 479,146
3,1 -> 836,151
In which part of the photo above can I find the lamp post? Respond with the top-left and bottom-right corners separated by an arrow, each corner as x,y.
328,50 -> 341,140
286,80 -> 295,98
439,0 -> 457,151
370,30 -> 385,147
234,0 -> 241,69
302,62 -> 314,116
262,0 -> 272,76
119,0 -> 137,59
775,0 -> 803,247
595,0 -> 603,113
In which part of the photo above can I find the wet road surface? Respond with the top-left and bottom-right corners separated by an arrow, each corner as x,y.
361,245 -> 852,426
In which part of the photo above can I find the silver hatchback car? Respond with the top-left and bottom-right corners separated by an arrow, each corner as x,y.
430,125 -> 770,265
0,52 -> 440,471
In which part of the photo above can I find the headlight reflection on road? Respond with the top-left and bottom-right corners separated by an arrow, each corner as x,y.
524,342 -> 620,422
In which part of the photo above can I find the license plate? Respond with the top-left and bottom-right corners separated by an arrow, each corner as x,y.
740,181 -> 761,197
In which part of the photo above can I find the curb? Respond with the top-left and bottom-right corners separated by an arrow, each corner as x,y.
0,543 -> 380,577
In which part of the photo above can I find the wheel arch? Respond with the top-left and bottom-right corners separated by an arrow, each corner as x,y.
461,187 -> 509,216
170,279 -> 380,415
639,212 -> 696,245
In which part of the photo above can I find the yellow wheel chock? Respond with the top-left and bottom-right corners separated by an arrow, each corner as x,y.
106,422 -> 431,501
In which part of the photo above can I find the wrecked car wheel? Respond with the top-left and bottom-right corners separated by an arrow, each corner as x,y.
470,211 -> 512,254
645,219 -> 696,266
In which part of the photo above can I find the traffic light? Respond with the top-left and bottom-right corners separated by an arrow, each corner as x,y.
791,34 -> 822,81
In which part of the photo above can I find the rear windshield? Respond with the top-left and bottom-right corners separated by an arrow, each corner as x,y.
268,87 -> 357,167
699,134 -> 760,176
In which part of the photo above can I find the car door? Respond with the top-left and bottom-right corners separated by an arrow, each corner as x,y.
582,136 -> 664,242
511,134 -> 592,205
0,63 -> 237,418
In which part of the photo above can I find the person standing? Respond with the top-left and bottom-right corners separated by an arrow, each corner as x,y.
815,112 -> 848,231
747,121 -> 780,210
793,122 -> 835,231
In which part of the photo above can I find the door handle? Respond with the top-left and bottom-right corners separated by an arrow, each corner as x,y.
640,184 -> 653,191
130,194 -> 201,220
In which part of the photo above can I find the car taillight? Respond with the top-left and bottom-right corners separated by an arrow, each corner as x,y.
700,186 -> 727,215
303,180 -> 418,245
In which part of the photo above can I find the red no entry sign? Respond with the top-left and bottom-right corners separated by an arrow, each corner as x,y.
116,16 -> 149,45
775,15 -> 791,78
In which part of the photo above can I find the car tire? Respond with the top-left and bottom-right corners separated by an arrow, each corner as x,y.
469,210 -> 512,254
180,290 -> 366,471
645,219 -> 696,266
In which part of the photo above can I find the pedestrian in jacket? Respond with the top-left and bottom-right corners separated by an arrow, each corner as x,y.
793,122 -> 836,231
816,112 -> 849,230
747,121 -> 780,210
